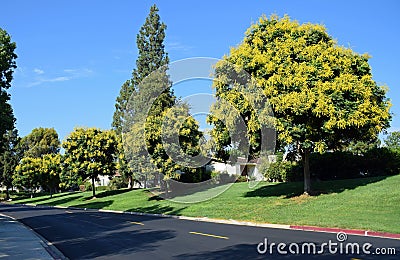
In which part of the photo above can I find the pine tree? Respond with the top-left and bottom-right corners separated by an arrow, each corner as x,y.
114,5 -> 202,191
112,5 -> 175,187
113,4 -> 170,134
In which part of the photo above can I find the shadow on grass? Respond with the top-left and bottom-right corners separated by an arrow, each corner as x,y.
145,182 -> 229,202
45,194 -> 85,206
148,196 -> 164,201
74,200 -> 114,209
244,176 -> 388,198
84,188 -> 134,200
127,204 -> 186,216
12,192 -> 77,204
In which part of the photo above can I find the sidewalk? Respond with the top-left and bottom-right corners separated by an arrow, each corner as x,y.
0,214 -> 63,260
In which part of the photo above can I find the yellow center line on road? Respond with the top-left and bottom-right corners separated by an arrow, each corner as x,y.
65,211 -> 73,214
129,221 -> 144,226
189,231 -> 229,240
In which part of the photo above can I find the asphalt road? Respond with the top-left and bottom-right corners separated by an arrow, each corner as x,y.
0,204 -> 398,259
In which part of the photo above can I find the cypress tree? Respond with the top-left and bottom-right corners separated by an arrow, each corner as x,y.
112,4 -> 176,188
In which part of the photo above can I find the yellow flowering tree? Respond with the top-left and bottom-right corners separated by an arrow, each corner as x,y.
62,128 -> 118,197
13,157 -> 42,198
209,15 -> 391,193
40,154 -> 62,197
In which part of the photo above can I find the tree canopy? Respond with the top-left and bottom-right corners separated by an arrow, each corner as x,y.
19,127 -> 60,158
0,129 -> 20,199
62,128 -> 118,197
0,28 -> 17,149
385,131 -> 400,152
113,4 -> 169,135
112,4 -> 171,187
209,15 -> 391,193
115,5 -> 203,192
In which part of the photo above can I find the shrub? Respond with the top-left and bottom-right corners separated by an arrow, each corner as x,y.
178,168 -> 211,183
236,176 -> 248,182
108,176 -> 127,190
308,148 -> 400,181
84,181 -> 92,191
264,161 -> 300,182
96,186 -> 108,191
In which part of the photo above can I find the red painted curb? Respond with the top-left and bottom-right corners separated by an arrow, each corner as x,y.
290,225 -> 400,239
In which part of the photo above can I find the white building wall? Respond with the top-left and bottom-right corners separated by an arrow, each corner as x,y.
207,162 -> 239,175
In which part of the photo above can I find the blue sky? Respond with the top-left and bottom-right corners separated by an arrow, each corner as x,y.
1,0 -> 399,141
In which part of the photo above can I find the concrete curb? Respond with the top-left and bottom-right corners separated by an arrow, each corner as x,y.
7,202 -> 400,241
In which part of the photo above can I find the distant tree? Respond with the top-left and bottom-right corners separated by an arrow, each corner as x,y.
0,28 -> 17,149
13,157 -> 42,198
19,127 -> 60,158
0,129 -> 20,200
209,15 -> 391,194
62,128 -> 118,197
384,131 -> 400,152
344,138 -> 381,156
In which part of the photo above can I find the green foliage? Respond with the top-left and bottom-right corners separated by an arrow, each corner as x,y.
84,181 -> 93,191
343,138 -> 381,155
209,15 -> 391,193
18,127 -> 60,158
62,128 -> 118,197
112,4 -> 169,133
235,175 -> 248,182
13,157 -> 42,197
0,129 -> 20,199
40,154 -> 62,196
119,5 -> 203,189
264,160 -> 300,182
384,131 -> 400,152
108,176 -> 127,190
112,4 -> 171,182
362,147 -> 400,176
309,148 -> 400,180
12,152 -> 62,198
0,28 -> 17,148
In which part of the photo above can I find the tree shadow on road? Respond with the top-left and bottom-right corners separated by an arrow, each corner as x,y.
18,209 -> 177,259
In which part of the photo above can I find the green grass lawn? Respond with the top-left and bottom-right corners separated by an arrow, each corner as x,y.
7,174 -> 400,233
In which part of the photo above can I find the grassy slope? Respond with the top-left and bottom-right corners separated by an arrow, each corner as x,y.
10,175 -> 400,233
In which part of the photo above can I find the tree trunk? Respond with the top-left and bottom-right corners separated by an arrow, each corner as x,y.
127,175 -> 132,189
5,187 -> 10,200
92,176 -> 96,198
303,149 -> 311,195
